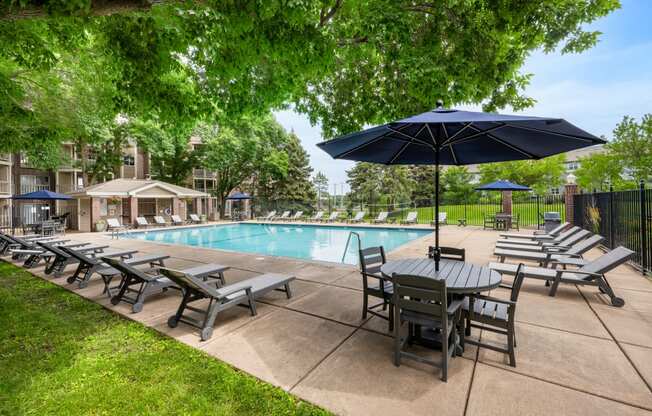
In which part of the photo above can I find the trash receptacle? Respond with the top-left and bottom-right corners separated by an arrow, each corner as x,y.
543,212 -> 561,233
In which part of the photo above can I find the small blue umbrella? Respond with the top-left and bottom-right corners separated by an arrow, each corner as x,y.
226,192 -> 252,201
475,180 -> 531,191
12,190 -> 72,200
317,102 -> 604,270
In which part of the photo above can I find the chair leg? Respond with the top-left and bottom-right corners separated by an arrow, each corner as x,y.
548,277 -> 561,297
441,329 -> 448,382
393,322 -> 401,367
507,322 -> 516,367
362,292 -> 368,319
388,303 -> 394,332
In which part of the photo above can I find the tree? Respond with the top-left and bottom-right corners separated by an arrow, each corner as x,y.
441,166 -> 476,204
478,155 -> 566,195
201,116 -> 289,217
256,131 -> 316,209
346,163 -> 414,209
313,172 -> 329,210
574,152 -> 633,191
409,166 -> 437,203
2,1 -> 620,157
607,115 -> 652,183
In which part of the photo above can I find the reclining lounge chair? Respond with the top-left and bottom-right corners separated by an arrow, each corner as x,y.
400,211 -> 418,225
373,211 -> 389,224
490,246 -> 635,306
37,241 -> 109,276
495,229 -> 591,252
189,213 -> 202,224
171,215 -> 185,226
153,216 -> 168,227
307,211 -> 324,222
160,268 -> 295,341
494,234 -> 605,266
273,211 -> 291,221
101,257 -> 230,313
499,222 -> 571,241
348,211 -> 365,223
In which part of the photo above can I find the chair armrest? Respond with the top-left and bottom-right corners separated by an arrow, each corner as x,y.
218,284 -> 254,298
473,294 -> 516,306
550,252 -> 583,258
558,269 -> 602,278
447,299 -> 464,314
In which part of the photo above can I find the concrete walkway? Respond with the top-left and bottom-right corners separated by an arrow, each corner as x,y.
11,223 -> 652,416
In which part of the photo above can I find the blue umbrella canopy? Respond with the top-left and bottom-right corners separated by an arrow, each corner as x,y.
226,192 -> 252,200
12,190 -> 72,200
317,103 -> 604,270
475,180 -> 531,191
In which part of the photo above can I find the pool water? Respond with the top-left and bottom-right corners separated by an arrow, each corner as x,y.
125,223 -> 431,264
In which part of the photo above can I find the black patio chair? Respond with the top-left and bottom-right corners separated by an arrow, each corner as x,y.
511,214 -> 520,230
392,273 -> 463,382
462,264 -> 525,367
483,213 -> 495,230
428,246 -> 465,262
359,246 -> 393,331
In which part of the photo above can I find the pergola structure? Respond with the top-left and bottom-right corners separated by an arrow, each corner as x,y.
68,179 -> 211,232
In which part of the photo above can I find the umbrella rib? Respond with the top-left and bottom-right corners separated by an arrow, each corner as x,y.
485,133 -> 539,159
387,126 -> 436,149
440,123 -> 459,164
441,122 -> 476,145
504,123 -> 597,143
333,129 -> 395,159
443,124 -> 507,146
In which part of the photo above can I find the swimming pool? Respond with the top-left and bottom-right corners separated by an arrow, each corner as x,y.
125,223 -> 431,264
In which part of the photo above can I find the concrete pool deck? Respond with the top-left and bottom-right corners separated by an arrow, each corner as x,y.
7,222 -> 652,416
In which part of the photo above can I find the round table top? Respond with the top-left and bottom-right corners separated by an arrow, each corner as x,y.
380,258 -> 502,294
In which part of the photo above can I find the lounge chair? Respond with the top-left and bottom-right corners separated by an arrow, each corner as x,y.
499,222 -> 571,241
256,210 -> 276,221
483,213 -> 495,230
106,218 -> 130,238
287,211 -> 303,222
101,257 -> 230,313
493,234 -> 605,266
430,212 -> 447,226
59,245 -> 155,289
495,229 -> 591,252
307,211 -> 324,222
372,211 -> 389,223
135,217 -> 152,228
189,214 -> 202,224
323,211 -> 340,223
400,211 -> 418,225
348,211 -> 365,223
273,211 -> 290,221
160,268 -> 295,341
2,234 -> 70,259
153,216 -> 167,227
37,241 -> 109,277
171,215 -> 185,226
497,225 -> 582,247
489,246 -> 635,306
15,241 -> 93,269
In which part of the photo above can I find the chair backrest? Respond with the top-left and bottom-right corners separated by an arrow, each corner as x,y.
579,246 -> 636,275
59,245 -> 97,265
510,264 -> 526,303
36,241 -> 69,258
136,217 -> 148,226
159,267 -> 220,297
438,212 -> 447,222
101,256 -> 153,282
106,218 -> 121,228
377,211 -> 388,221
392,273 -> 448,321
553,226 -> 580,243
190,214 -> 200,222
567,234 -> 605,255
549,222 -> 570,236
353,211 -> 365,220
171,215 -> 183,223
280,211 -> 290,218
429,246 -> 465,261
293,211 -> 303,218
559,229 -> 591,246
267,210 -> 276,219
328,212 -> 339,220
313,211 -> 324,219
358,246 -> 386,275
154,216 -> 166,224
406,211 -> 417,221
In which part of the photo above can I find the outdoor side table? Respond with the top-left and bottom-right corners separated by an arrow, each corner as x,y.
457,219 -> 467,227
381,258 -> 501,350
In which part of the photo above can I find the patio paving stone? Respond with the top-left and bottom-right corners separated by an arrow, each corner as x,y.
621,343 -> 652,388
477,322 -> 652,408
201,308 -> 355,389
591,304 -> 652,348
292,330 -> 474,416
467,363 -> 651,416
258,279 -> 324,307
285,285 -> 368,326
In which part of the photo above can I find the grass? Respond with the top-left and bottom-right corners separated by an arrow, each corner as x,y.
0,261 -> 330,416
411,203 -> 566,226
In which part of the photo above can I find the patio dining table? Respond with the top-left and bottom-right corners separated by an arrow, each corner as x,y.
381,257 -> 502,351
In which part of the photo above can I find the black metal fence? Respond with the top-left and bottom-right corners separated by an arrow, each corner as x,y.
573,181 -> 651,275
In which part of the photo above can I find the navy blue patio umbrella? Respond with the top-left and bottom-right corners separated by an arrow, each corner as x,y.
12,190 -> 73,200
226,192 -> 252,200
317,102 -> 605,270
475,180 -> 531,192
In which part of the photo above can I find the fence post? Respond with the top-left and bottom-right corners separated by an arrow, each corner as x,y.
536,195 -> 540,230
640,180 -> 648,275
608,185 -> 614,249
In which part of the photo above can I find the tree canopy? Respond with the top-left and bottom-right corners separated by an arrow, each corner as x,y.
1,0 -> 621,165
478,155 -> 566,195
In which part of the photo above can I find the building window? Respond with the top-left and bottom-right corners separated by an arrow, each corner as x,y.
20,175 -> 49,193
123,155 -> 135,166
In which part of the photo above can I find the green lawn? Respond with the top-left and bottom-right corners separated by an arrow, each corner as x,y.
410,203 -> 566,226
0,262 -> 329,416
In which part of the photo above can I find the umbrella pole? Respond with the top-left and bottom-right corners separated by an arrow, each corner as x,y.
434,148 -> 440,271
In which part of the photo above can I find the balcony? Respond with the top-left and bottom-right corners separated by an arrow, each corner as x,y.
193,169 -> 216,179
20,184 -> 50,194
0,180 -> 10,194
57,184 -> 84,194
0,154 -> 10,164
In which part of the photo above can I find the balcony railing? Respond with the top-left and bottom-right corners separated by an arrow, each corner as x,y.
0,181 -> 10,194
0,154 -> 10,163
193,169 -> 216,179
56,184 -> 84,194
20,184 -> 50,194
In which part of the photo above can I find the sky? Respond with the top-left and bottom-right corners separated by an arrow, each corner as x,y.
274,0 -> 652,194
